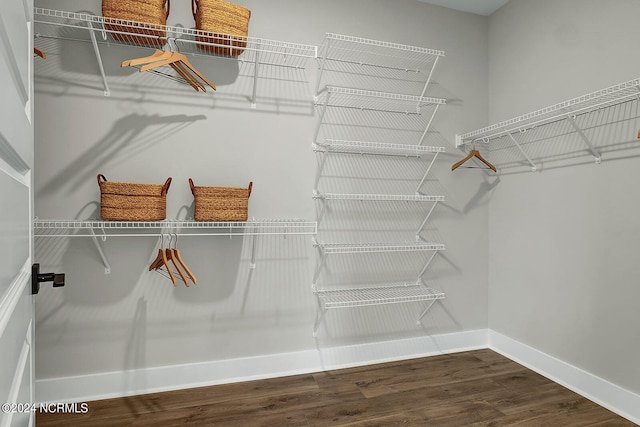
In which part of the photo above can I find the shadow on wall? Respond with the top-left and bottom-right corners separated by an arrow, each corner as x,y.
37,113 -> 206,198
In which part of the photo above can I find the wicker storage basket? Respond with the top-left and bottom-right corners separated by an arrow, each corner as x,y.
192,0 -> 251,56
189,178 -> 252,221
102,0 -> 170,47
98,174 -> 172,221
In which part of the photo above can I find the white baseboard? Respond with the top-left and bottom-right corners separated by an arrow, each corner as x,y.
489,330 -> 640,425
36,329 -> 487,404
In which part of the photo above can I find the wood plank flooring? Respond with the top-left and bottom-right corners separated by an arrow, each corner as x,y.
36,349 -> 636,426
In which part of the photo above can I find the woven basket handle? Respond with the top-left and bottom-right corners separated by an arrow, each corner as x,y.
165,0 -> 171,19
161,177 -> 172,196
191,0 -> 198,20
188,178 -> 196,196
247,181 -> 253,197
97,174 -> 107,186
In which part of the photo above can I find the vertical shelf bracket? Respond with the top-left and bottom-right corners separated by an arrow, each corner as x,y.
89,228 -> 111,274
417,248 -> 439,278
250,42 -> 260,109
314,38 -> 331,96
86,20 -> 110,96
312,240 -> 326,285
416,201 -> 439,240
418,104 -> 440,145
565,114 -> 602,163
416,151 -> 439,193
417,55 -> 440,104
416,297 -> 438,324
312,292 -> 327,337
504,130 -> 537,172
313,91 -> 331,143
314,152 -> 328,191
249,234 -> 257,269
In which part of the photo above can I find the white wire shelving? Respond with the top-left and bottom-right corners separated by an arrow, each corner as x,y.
316,86 -> 445,114
314,33 -> 445,99
34,219 -> 317,237
312,281 -> 445,335
33,8 -> 317,105
311,34 -> 447,336
313,192 -> 444,202
313,140 -> 445,157
314,241 -> 445,254
456,77 -> 640,172
35,219 -> 317,274
312,192 -> 443,238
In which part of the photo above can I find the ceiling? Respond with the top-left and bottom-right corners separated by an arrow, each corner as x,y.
417,0 -> 510,16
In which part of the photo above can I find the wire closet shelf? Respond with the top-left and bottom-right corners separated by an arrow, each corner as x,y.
314,283 -> 445,309
34,219 -> 318,237
315,33 -> 445,98
313,140 -> 445,156
314,242 -> 445,254
457,77 -> 640,146
34,8 -> 317,67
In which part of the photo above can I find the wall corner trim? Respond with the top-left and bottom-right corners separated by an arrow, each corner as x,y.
488,330 -> 640,425
36,329 -> 488,404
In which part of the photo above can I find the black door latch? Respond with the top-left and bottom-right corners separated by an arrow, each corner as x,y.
32,263 -> 65,295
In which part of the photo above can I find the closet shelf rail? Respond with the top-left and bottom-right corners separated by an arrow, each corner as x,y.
316,86 -> 445,114
313,192 -> 445,202
314,241 -> 445,254
455,77 -> 640,171
315,33 -> 445,98
33,219 -> 318,237
312,140 -> 445,156
314,283 -> 444,309
312,281 -> 445,335
34,8 -> 317,103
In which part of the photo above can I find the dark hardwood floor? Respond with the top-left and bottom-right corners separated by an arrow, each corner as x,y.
37,349 -> 636,426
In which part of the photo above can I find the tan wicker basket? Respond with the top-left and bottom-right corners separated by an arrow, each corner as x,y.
189,178 -> 252,221
192,0 -> 251,56
98,174 -> 172,221
102,0 -> 170,47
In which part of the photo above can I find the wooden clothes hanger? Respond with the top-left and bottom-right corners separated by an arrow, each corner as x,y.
149,236 -> 177,286
451,148 -> 497,173
169,234 -> 197,286
34,48 -> 46,59
122,50 -> 216,92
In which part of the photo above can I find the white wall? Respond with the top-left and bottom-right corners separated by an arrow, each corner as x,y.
487,0 -> 640,394
33,0 -> 490,389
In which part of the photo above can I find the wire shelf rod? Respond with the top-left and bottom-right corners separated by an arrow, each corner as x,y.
458,77 -> 640,145
313,140 -> 445,156
313,192 -> 444,202
33,219 -> 317,236
314,283 -> 445,309
314,242 -> 445,254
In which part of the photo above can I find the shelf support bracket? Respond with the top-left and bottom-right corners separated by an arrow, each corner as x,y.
314,38 -> 331,96
418,104 -> 439,145
89,228 -> 111,274
312,294 -> 327,337
566,115 -> 601,163
86,21 -> 110,96
314,152 -> 328,191
249,234 -> 257,269
250,42 -> 261,108
504,130 -> 537,172
418,56 -> 439,107
313,193 -> 327,228
416,201 -> 439,240
416,152 -> 439,193
312,242 -> 326,285
416,299 -> 438,324
417,249 -> 439,278
313,92 -> 331,143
